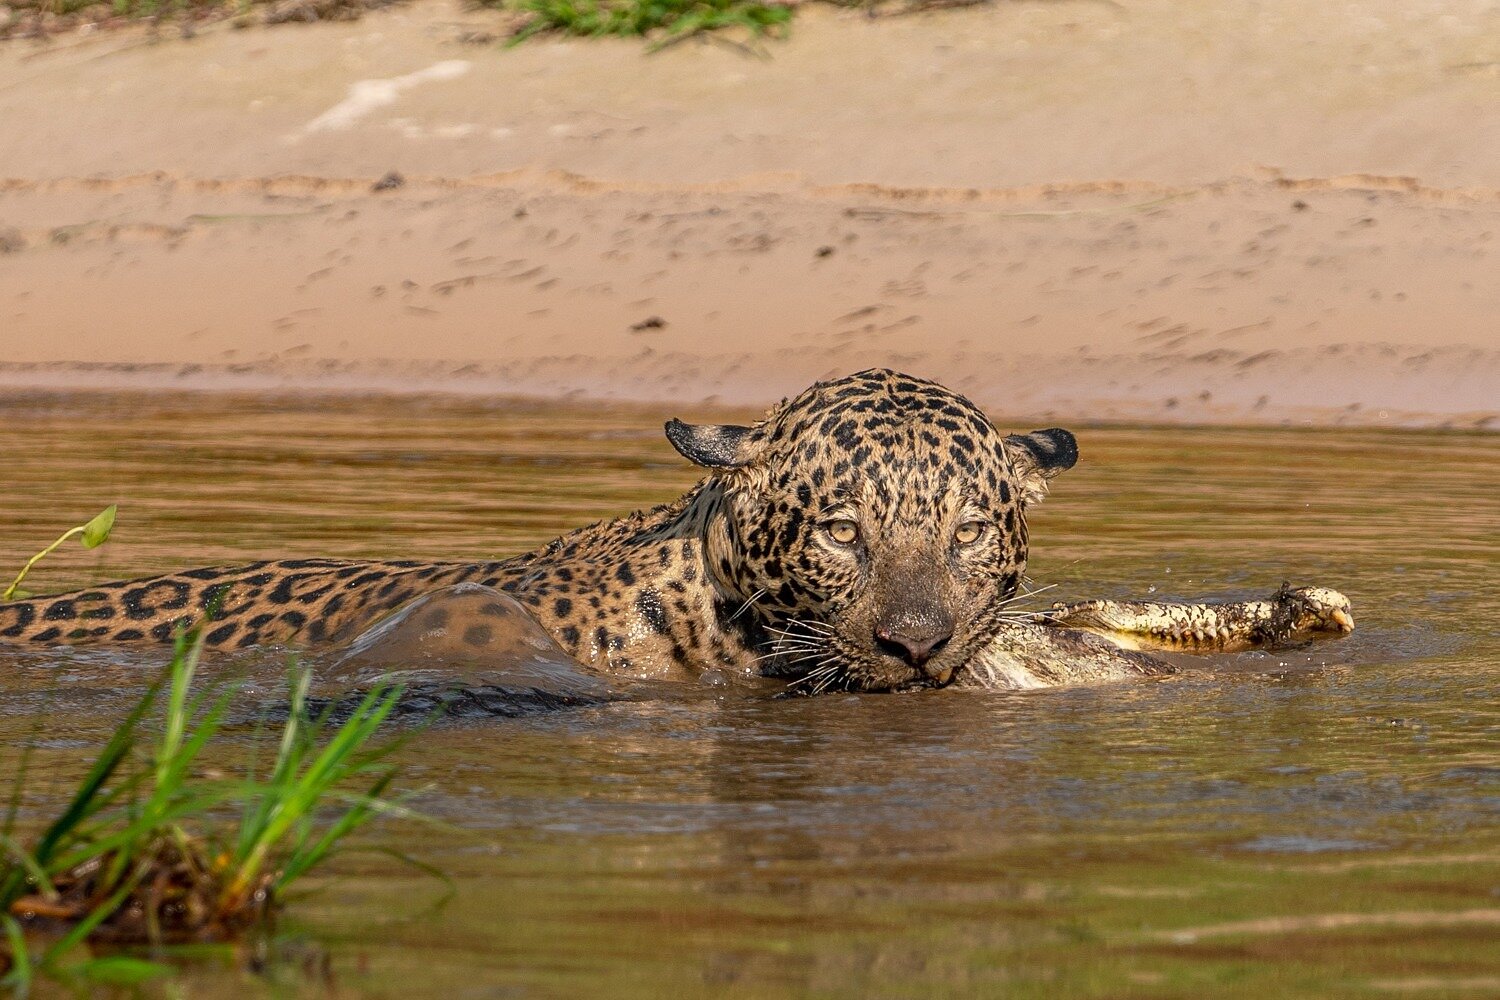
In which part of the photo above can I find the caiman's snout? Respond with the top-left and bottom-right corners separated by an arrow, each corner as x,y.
1290,585 -> 1355,634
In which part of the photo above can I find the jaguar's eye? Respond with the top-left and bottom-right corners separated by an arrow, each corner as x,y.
825,519 -> 860,545
954,521 -> 987,546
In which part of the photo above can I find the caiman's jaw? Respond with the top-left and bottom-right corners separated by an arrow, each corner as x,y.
1290,585 -> 1356,634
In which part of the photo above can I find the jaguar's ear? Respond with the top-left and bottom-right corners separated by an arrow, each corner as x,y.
1002,428 -> 1079,506
665,419 -> 760,470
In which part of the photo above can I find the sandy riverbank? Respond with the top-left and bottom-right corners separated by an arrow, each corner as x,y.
2,0 -> 1497,427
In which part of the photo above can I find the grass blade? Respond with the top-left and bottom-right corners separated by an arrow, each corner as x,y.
1,914 -> 33,993
0,836 -> 57,902
228,684 -> 402,904
2,671 -> 160,907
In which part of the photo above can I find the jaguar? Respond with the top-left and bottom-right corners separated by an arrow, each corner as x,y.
0,370 -> 1353,692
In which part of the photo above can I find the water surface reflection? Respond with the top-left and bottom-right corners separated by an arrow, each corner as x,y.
1,392 -> 1496,997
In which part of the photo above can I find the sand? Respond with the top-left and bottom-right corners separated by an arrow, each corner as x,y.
2,0 -> 1497,427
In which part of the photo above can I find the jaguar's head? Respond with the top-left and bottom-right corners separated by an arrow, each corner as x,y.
666,369 -> 1077,693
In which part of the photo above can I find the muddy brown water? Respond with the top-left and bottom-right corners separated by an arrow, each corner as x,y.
1,391 -> 1497,998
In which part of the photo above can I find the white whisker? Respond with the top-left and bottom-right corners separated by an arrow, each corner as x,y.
729,588 -> 767,622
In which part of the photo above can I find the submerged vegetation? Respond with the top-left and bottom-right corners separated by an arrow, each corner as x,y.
0,628 -> 412,990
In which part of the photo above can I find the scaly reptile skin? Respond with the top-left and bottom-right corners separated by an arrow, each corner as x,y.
1034,583 -> 1354,653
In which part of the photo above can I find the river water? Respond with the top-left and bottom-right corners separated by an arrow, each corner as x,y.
1,391 -> 1496,998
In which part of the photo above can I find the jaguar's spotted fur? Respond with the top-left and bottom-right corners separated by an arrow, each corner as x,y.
0,370 -> 1352,692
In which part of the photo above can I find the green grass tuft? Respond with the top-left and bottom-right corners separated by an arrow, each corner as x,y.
498,0 -> 794,47
0,627 -> 419,991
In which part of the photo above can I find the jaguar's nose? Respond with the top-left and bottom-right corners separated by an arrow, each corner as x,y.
874,625 -> 953,668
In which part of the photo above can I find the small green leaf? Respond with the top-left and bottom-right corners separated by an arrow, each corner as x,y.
59,955 -> 173,985
80,505 -> 116,549
7,588 -> 31,600
1,915 -> 33,989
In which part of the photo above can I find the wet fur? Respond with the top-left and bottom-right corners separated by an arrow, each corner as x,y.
0,371 -> 1084,691
0,370 -> 1349,692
